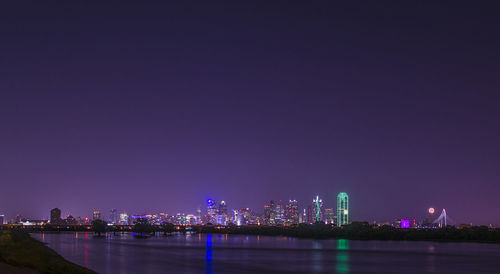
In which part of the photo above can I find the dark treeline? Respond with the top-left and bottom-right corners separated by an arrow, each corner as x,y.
6,221 -> 500,244
203,222 -> 500,244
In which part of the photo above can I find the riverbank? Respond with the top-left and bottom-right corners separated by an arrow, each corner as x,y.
198,222 -> 500,244
10,222 -> 500,244
0,230 -> 95,274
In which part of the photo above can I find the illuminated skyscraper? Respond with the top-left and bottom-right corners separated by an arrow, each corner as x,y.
337,192 -> 349,226
218,201 -> 227,215
66,215 -> 77,225
206,199 -> 217,224
175,213 -> 186,225
232,209 -> 240,225
240,208 -> 251,225
312,196 -> 323,223
285,199 -> 299,225
196,207 -> 202,225
186,214 -> 197,225
274,201 -> 285,225
93,210 -> 102,221
109,208 -> 118,224
324,208 -> 335,224
218,201 -> 228,225
262,200 -> 277,225
0,214 -> 5,225
263,204 -> 272,225
306,206 -> 313,224
119,212 -> 129,225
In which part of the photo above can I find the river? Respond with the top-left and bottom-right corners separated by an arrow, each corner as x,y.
32,232 -> 500,273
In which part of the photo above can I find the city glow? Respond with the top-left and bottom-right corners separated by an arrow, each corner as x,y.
401,219 -> 410,228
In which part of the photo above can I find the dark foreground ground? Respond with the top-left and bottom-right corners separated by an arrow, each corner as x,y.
0,230 -> 95,274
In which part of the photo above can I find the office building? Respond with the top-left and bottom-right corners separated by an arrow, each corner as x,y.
263,204 -> 272,225
93,210 -> 102,220
305,206 -> 313,224
337,192 -> 349,226
274,201 -> 285,225
218,201 -> 228,225
108,208 -> 118,224
50,208 -> 62,225
285,199 -> 299,225
65,215 -> 78,225
196,207 -> 202,224
119,213 -> 129,225
268,200 -> 277,225
312,196 -> 324,223
324,208 -> 335,224
206,199 -> 217,224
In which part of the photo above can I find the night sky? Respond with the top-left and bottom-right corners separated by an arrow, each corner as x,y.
1,1 -> 499,225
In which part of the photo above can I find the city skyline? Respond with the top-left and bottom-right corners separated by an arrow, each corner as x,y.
1,2 -> 499,274
3,193 -> 462,228
1,2 -> 499,227
0,182 -> 487,225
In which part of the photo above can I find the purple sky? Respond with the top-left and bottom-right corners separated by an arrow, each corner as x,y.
1,2 -> 499,225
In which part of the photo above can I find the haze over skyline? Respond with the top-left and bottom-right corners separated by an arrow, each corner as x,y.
1,2 -> 499,225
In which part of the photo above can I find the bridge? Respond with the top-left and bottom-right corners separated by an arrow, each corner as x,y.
433,208 -> 455,227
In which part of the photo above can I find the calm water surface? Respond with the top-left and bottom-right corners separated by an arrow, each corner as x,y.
32,232 -> 500,274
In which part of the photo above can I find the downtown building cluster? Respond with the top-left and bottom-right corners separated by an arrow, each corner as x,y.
0,192 -> 349,227
1,194 -> 467,229
203,192 -> 349,227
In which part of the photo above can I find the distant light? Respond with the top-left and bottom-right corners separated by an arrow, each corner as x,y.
401,219 -> 410,228
428,208 -> 435,214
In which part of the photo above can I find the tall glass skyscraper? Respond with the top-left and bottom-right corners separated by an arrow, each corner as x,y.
337,192 -> 349,226
217,201 -> 228,225
207,199 -> 217,224
285,199 -> 299,224
312,196 -> 323,223
109,208 -> 118,224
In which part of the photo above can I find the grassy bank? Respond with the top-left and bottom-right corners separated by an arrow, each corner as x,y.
0,230 -> 95,274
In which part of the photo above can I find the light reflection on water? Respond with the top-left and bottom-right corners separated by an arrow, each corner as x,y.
205,234 -> 213,274
336,239 -> 349,274
31,232 -> 500,274
312,241 -> 323,273
84,243 -> 88,268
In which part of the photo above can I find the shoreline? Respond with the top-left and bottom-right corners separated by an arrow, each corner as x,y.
27,222 -> 500,245
0,230 -> 95,274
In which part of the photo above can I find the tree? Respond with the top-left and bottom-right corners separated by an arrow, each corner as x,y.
91,219 -> 107,237
133,218 -> 153,238
160,222 -> 175,235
